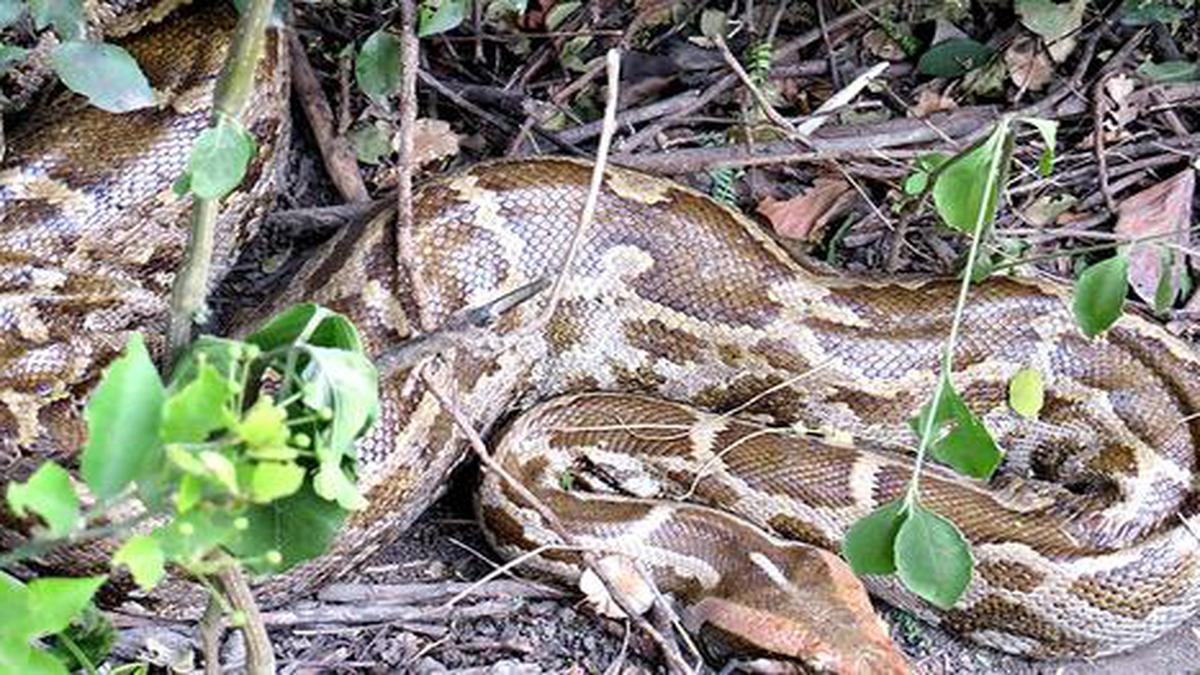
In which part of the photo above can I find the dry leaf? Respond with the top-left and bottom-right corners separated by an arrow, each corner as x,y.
862,28 -> 907,61
757,178 -> 855,241
1100,75 -> 1137,142
911,88 -> 958,117
578,555 -> 656,619
394,118 -> 460,166
1004,37 -> 1053,91
1114,169 -> 1196,309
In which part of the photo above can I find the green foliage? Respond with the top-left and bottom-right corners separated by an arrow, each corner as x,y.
893,503 -> 972,610
80,333 -> 165,501
356,29 -> 403,106
3,305 -> 378,672
418,0 -> 469,37
1073,255 -> 1130,337
1008,368 -> 1044,419
917,38 -> 994,77
842,500 -> 905,575
46,605 -> 115,672
932,125 -> 1010,234
49,41 -> 154,113
1120,0 -> 1188,25
0,0 -> 23,28
0,572 -> 106,675
1016,0 -> 1085,43
909,376 -> 1002,479
847,119 -> 1060,609
350,121 -> 393,164
183,116 -> 258,200
30,0 -> 84,40
6,463 -> 79,538
1137,60 -> 1200,82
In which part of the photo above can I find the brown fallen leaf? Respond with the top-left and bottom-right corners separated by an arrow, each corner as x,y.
394,118 -> 461,167
1114,169 -> 1196,310
911,88 -> 958,117
757,178 -> 856,241
862,28 -> 907,61
1004,36 -> 1053,91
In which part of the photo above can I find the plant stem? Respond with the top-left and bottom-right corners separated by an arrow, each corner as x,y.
166,0 -> 276,363
904,121 -> 1010,507
214,555 -> 275,674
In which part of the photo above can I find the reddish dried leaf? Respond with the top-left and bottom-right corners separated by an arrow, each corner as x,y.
757,179 -> 855,241
1114,169 -> 1195,308
1004,37 -> 1053,91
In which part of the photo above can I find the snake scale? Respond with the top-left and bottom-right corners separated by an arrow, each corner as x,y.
3,4 -> 1200,671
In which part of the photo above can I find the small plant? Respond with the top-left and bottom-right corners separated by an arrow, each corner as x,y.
2,304 -> 379,673
843,117 -> 1057,609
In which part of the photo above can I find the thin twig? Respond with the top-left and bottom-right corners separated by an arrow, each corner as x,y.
287,31 -> 369,203
199,596 -> 224,675
420,371 -> 696,675
395,0 -> 419,234
216,556 -> 275,673
542,49 -> 623,320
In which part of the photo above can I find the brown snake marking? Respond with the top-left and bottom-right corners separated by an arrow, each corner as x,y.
3,6 -> 1200,669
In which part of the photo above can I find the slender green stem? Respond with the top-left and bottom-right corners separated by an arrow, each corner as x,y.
0,512 -> 156,569
904,121 -> 1010,507
166,0 -> 277,364
55,632 -> 97,675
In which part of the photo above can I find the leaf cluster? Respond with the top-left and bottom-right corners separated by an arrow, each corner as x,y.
2,304 -> 379,672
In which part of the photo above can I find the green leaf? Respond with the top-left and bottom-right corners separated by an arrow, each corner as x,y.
250,462 -> 305,503
902,152 -> 948,196
0,44 -> 26,77
1137,60 -> 1200,83
199,451 -> 239,495
1073,255 -> 1130,337
842,500 -> 906,575
1008,368 -> 1044,419
349,121 -> 392,164
1021,117 -> 1057,177
29,0 -> 84,40
6,463 -> 80,537
151,509 -> 239,568
917,38 -> 994,77
81,334 -> 164,500
698,8 -> 726,40
247,304 -> 364,353
894,503 -> 972,609
313,462 -> 367,510
418,0 -> 468,37
228,480 -> 348,572
49,41 -> 153,112
932,126 -> 1008,234
23,576 -> 107,638
0,0 -> 23,28
169,336 -> 254,391
1119,0 -> 1186,25
547,1 -> 581,31
161,362 -> 235,443
1015,0 -> 1085,41
301,346 -> 379,457
235,398 -> 290,451
112,535 -> 165,591
45,605 -> 114,673
356,29 -> 402,106
1153,246 -> 1177,315
187,116 -> 256,200
910,376 -> 1002,480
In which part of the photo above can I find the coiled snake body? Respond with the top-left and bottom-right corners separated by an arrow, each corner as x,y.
3,7 -> 1200,671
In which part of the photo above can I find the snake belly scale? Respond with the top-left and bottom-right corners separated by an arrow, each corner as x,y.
1,6 -> 1199,666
